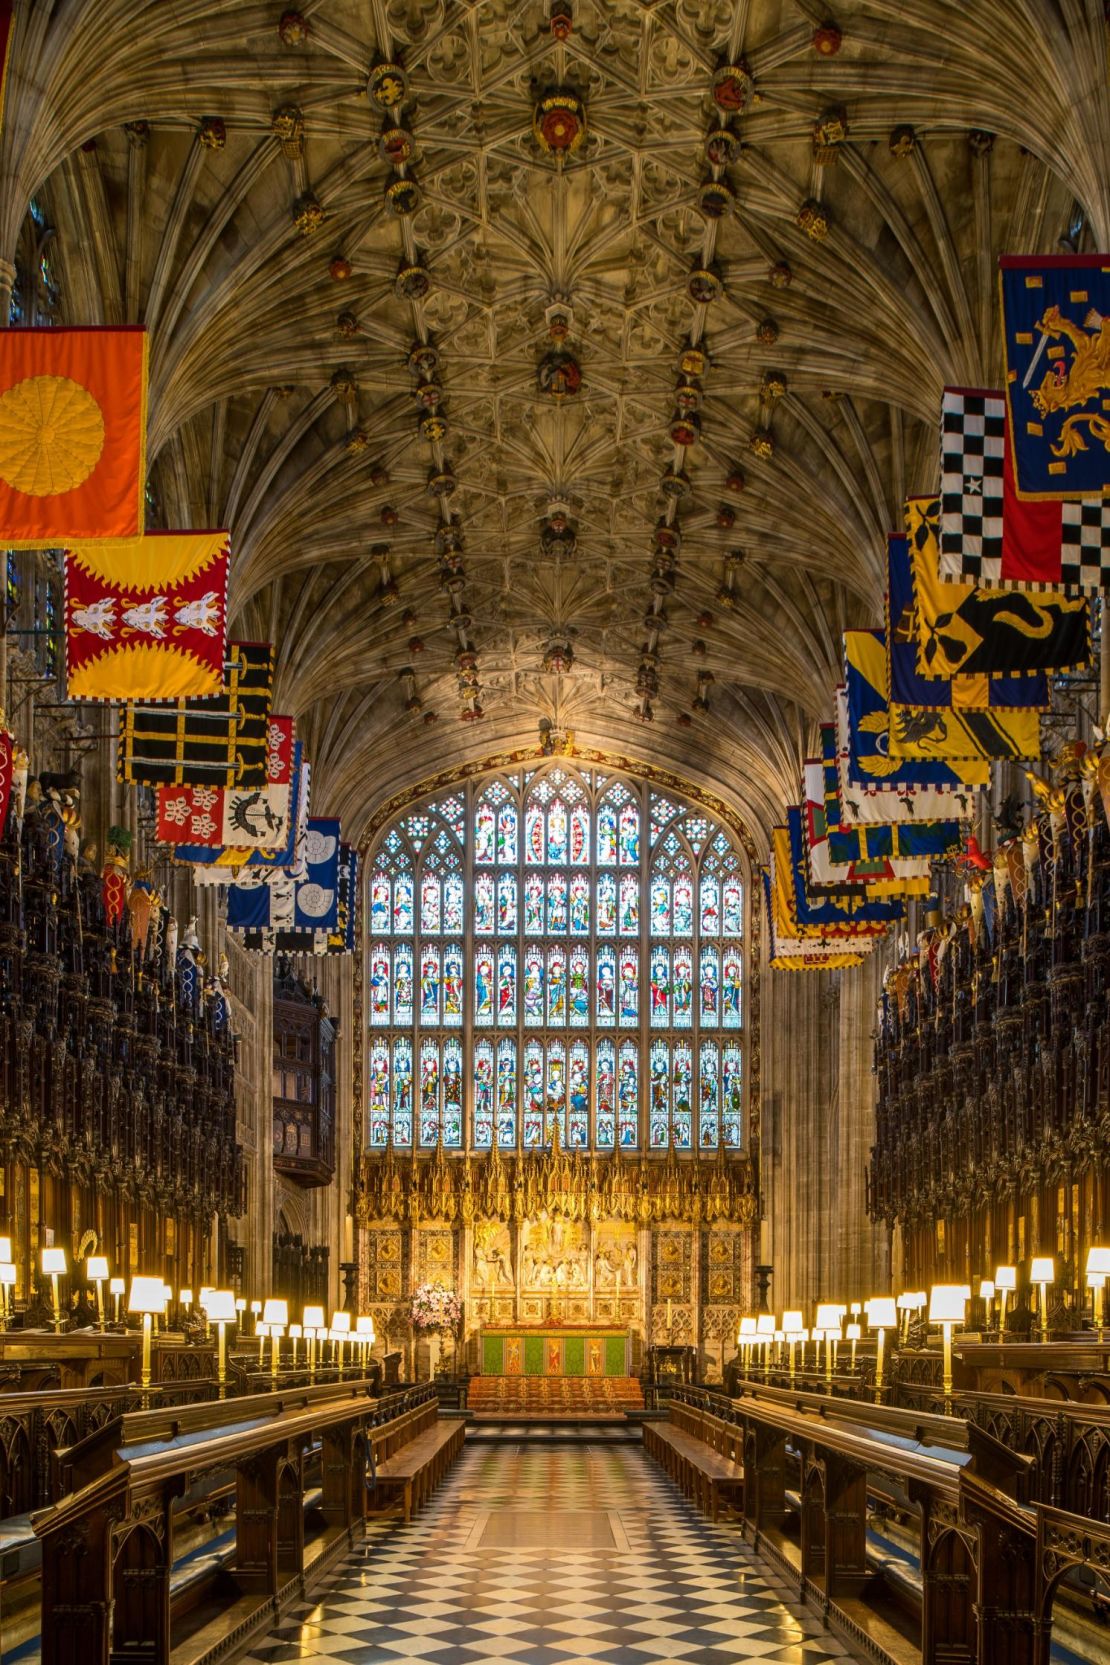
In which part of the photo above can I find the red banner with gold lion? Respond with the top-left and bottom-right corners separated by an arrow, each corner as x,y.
64,530 -> 229,700
0,327 -> 147,545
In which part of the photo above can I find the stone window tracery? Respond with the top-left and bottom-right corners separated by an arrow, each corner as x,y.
366,764 -> 745,1153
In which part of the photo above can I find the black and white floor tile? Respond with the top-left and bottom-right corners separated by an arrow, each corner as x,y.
242,1443 -> 864,1665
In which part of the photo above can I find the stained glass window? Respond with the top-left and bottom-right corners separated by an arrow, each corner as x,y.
524,874 -> 544,934
523,949 -> 544,1026
672,1043 -> 693,1150
475,801 -> 496,863
569,1041 -> 589,1147
366,764 -> 746,1152
370,945 -> 390,1026
473,1040 -> 494,1148
650,946 -> 670,1027
722,947 -> 742,1028
619,804 -> 639,864
723,1044 -> 743,1146
420,946 -> 440,1024
673,869 -> 693,936
598,799 -> 618,865
548,799 -> 568,863
498,804 -> 518,864
699,1041 -> 719,1148
619,947 -> 638,1027
475,949 -> 494,1025
525,804 -> 544,864
394,874 -> 413,934
444,874 -> 464,933
497,944 -> 517,1025
619,874 -> 639,935
523,1040 -> 544,1146
421,873 -> 441,935
618,1041 -> 638,1147
596,1040 -> 616,1147
597,873 -> 616,934
568,945 -> 590,1027
393,1037 -> 413,1146
673,946 -> 693,1028
700,874 -> 719,936
547,872 -> 568,933
371,873 -> 390,934
475,874 -> 495,934
546,1040 -> 567,1145
650,872 -> 670,936
596,946 -> 616,1026
570,804 -> 589,864
649,1040 -> 669,1148
547,945 -> 567,1026
419,1039 -> 440,1146
496,1038 -> 516,1147
498,872 -> 517,932
699,947 -> 719,1027
444,944 -> 464,1026
442,1037 -> 463,1146
369,1043 -> 390,1145
395,944 -> 414,1025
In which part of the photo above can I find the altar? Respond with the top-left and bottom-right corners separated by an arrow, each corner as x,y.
480,1327 -> 630,1378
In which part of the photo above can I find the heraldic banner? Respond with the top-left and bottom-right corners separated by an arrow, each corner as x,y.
0,327 -> 148,545
64,530 -> 229,700
1000,253 -> 1110,500
117,640 -> 273,788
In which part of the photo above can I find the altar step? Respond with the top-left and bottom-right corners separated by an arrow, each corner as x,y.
467,1375 -> 644,1418
467,1416 -> 641,1443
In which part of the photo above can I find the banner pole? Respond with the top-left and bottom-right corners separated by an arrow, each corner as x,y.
1102,590 -> 1110,731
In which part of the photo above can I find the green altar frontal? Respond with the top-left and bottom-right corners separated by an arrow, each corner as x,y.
481,1329 -> 629,1377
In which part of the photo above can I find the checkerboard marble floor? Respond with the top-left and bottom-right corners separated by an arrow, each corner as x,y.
242,1442 -> 864,1665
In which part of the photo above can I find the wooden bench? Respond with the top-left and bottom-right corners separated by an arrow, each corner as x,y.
371,1414 -> 466,1523
643,1413 -> 744,1521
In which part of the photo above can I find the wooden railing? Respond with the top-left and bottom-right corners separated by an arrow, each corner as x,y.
33,1380 -> 447,1665
667,1383 -> 1110,1665
720,1367 -> 1110,1520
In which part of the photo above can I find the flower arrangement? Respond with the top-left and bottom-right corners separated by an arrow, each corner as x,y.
409,1281 -> 462,1334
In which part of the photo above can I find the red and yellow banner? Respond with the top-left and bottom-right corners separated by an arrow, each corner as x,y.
0,327 -> 147,546
64,530 -> 229,700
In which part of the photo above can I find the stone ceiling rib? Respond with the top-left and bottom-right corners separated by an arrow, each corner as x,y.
2,0 -> 1101,845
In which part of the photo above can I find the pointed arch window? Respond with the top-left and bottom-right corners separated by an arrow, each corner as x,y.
365,766 -> 747,1153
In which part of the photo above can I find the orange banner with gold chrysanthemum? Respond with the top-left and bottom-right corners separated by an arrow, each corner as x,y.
0,327 -> 147,546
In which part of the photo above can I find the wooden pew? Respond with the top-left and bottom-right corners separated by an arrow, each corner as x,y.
31,1380 -> 459,1665
643,1399 -> 744,1520
371,1401 -> 467,1523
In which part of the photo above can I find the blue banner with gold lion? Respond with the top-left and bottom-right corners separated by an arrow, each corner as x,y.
1000,254 -> 1110,500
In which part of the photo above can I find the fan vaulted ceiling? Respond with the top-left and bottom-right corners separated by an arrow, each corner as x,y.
5,0 -> 1104,844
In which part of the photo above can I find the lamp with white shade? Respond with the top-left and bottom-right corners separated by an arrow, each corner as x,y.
756,1313 -> 775,1373
866,1296 -> 897,1402
995,1265 -> 1016,1333
0,1262 -> 15,1327
928,1285 -> 967,1413
303,1305 -> 325,1378
42,1247 -> 67,1332
87,1256 -> 109,1330
782,1310 -> 805,1386
1087,1247 -> 1110,1341
203,1290 -> 236,1397
262,1298 -> 288,1382
1030,1256 -> 1054,1342
128,1276 -> 168,1398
